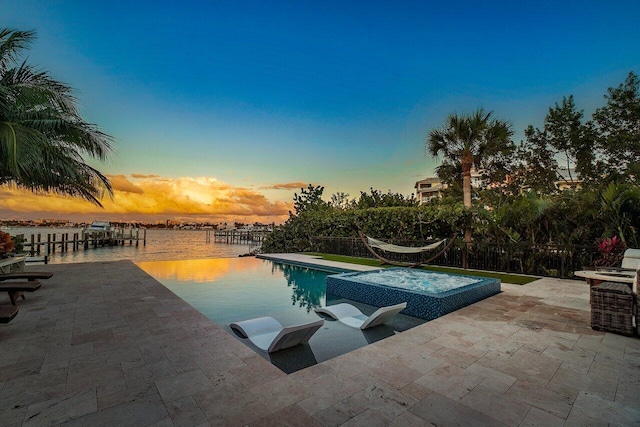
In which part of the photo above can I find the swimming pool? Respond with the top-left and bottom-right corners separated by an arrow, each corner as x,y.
326,268 -> 501,320
136,257 -> 423,373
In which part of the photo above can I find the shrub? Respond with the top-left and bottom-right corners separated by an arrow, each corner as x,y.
594,235 -> 626,267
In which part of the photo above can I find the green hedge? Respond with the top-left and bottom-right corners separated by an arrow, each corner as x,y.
262,205 -> 464,253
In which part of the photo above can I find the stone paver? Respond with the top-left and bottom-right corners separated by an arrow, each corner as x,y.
0,257 -> 638,426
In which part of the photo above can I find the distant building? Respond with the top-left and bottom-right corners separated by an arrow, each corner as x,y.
555,167 -> 582,190
415,167 -> 583,204
414,177 -> 446,203
36,219 -> 70,226
512,167 -> 583,192
469,168 -> 485,189
414,169 -> 484,204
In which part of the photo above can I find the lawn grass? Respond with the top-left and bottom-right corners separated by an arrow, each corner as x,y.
304,252 -> 538,285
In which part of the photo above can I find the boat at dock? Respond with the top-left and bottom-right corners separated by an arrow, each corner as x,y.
86,221 -> 111,233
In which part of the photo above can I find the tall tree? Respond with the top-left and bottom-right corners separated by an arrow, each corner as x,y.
0,28 -> 113,205
426,109 -> 514,248
292,184 -> 326,214
591,71 -> 640,183
516,126 -> 558,194
354,188 -> 418,209
517,96 -> 594,191
328,191 -> 352,210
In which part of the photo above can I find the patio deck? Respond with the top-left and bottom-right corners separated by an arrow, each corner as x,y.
0,257 -> 638,426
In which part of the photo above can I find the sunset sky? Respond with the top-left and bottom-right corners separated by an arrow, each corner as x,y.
3,0 -> 640,224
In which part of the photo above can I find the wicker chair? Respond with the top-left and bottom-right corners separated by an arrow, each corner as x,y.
590,281 -> 635,336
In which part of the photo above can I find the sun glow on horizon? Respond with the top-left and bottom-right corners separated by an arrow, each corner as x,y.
0,174 -> 296,224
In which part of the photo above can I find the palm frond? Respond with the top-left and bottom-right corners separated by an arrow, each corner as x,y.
0,28 -> 36,73
0,27 -> 114,205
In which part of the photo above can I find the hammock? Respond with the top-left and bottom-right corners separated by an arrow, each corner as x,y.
366,236 -> 446,254
357,229 -> 457,268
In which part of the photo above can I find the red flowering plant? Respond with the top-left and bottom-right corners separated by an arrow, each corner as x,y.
594,236 -> 627,268
0,231 -> 15,257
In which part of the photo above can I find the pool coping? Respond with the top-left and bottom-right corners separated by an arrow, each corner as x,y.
257,253 -> 380,273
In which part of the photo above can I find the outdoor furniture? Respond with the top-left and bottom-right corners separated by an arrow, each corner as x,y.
0,280 -> 42,305
574,270 -> 635,287
636,297 -> 640,337
621,248 -> 640,270
314,302 -> 407,329
230,316 -> 324,353
356,229 -> 456,268
0,305 -> 19,323
0,255 -> 26,274
590,281 -> 635,336
0,271 -> 51,304
0,271 -> 53,281
575,248 -> 640,286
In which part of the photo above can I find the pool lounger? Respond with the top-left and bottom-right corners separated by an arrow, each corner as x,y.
314,302 -> 407,329
0,305 -> 19,323
0,272 -> 53,281
0,280 -> 42,305
230,316 -> 324,353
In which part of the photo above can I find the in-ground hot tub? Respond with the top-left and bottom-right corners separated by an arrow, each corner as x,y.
325,268 -> 501,320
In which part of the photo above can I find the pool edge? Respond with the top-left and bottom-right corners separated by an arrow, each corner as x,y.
326,269 -> 501,320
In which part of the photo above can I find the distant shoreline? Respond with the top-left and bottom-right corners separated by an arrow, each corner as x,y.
2,227 -> 256,265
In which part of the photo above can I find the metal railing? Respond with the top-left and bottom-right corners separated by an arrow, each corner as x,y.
310,236 -> 600,278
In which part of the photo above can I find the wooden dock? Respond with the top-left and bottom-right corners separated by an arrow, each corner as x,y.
207,229 -> 269,245
17,228 -> 147,262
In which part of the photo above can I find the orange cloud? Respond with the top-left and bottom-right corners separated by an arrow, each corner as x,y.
106,175 -> 144,194
130,173 -> 160,179
259,182 -> 312,190
0,176 -> 294,224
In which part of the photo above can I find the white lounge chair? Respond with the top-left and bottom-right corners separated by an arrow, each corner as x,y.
622,248 -> 640,270
314,302 -> 407,329
230,316 -> 324,353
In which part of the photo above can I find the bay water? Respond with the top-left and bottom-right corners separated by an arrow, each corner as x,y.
1,227 -> 256,264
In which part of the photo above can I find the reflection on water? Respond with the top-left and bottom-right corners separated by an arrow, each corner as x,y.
138,256 -> 266,283
138,257 -> 326,315
271,262 -> 326,312
136,257 -> 328,327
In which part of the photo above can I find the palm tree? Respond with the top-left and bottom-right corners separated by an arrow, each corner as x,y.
427,109 -> 514,262
0,28 -> 113,206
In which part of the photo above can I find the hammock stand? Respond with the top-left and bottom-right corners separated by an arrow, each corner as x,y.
356,229 -> 457,268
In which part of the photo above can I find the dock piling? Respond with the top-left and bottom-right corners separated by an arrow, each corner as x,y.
19,227 -> 147,258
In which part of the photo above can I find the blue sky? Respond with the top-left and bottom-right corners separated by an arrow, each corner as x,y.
2,0 -> 640,222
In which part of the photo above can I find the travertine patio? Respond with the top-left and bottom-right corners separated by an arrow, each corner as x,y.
0,258 -> 638,426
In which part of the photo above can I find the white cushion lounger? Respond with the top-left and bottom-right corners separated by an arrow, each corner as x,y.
622,248 -> 640,270
230,316 -> 324,353
314,302 -> 407,329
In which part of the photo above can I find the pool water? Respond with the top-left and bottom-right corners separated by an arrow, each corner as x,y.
355,268 -> 480,293
136,257 -> 423,373
138,257 -> 328,326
